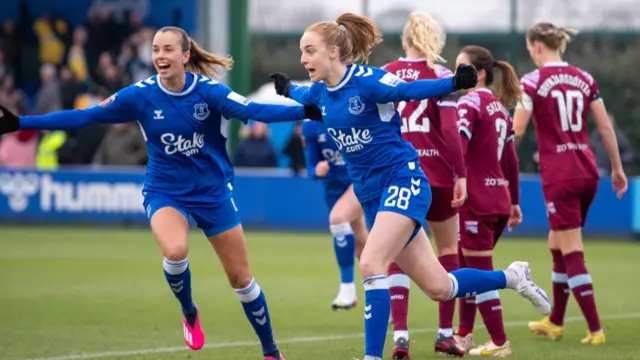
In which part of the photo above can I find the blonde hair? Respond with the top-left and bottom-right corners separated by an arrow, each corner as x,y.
402,11 -> 446,68
526,23 -> 579,54
305,12 -> 383,63
157,26 -> 233,78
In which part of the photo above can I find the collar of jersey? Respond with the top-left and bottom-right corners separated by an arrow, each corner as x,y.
157,72 -> 199,96
542,61 -> 568,67
327,64 -> 357,92
398,57 -> 425,62
476,88 -> 492,94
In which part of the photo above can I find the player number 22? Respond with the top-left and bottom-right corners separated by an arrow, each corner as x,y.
552,89 -> 583,132
384,186 -> 411,210
398,100 -> 430,133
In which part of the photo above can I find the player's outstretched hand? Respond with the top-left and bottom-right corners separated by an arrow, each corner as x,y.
452,64 -> 478,90
0,104 -> 20,135
304,105 -> 323,121
270,72 -> 292,97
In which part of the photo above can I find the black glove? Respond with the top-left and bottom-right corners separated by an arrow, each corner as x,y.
452,64 -> 478,90
303,105 -> 323,121
0,104 -> 20,135
270,72 -> 292,97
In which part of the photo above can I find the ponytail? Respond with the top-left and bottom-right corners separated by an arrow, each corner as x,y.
493,60 -> 522,109
460,45 -> 522,109
402,11 -> 446,68
186,38 -> 233,78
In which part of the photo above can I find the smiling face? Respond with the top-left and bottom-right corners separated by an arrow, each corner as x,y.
152,30 -> 189,80
299,30 -> 337,83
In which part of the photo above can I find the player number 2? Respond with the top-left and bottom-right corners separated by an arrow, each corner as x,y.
495,118 -> 508,161
384,186 -> 411,210
398,100 -> 430,133
552,89 -> 583,132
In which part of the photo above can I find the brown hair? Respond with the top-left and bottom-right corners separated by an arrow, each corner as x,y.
305,13 -> 383,63
402,11 -> 446,68
460,45 -> 522,109
526,22 -> 579,54
157,26 -> 233,78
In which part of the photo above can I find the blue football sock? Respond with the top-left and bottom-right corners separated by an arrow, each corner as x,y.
447,268 -> 507,299
163,257 -> 195,314
236,279 -> 279,356
331,223 -> 356,284
363,275 -> 390,358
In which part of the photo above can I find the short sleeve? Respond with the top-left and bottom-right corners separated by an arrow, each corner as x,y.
457,93 -> 481,139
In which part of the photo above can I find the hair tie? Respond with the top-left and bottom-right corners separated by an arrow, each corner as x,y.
338,24 -> 347,32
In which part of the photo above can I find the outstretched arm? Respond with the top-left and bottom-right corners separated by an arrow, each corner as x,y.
301,121 -> 321,179
210,85 -> 308,124
20,91 -> 138,130
362,72 -> 456,103
287,84 -> 319,106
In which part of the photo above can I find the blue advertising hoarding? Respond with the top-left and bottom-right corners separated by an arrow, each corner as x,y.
0,167 -> 634,237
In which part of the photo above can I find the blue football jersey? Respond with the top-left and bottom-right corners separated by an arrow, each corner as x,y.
301,119 -> 349,183
20,72 -> 309,204
289,64 -> 456,201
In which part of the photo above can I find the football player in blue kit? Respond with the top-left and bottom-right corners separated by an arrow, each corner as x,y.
0,26 -> 323,360
302,119 -> 368,310
270,13 -> 552,360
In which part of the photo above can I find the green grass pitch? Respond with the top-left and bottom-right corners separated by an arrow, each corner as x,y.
1,226 -> 639,359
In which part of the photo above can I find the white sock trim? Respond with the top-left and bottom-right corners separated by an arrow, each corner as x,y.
387,274 -> 410,289
330,223 -> 353,238
163,257 -> 188,275
235,278 -> 262,303
394,330 -> 409,342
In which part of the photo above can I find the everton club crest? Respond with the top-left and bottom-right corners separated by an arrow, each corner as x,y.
193,103 -> 210,121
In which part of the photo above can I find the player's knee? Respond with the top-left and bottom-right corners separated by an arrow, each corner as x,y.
359,257 -> 384,278
162,244 -> 188,261
425,275 -> 452,301
329,209 -> 351,226
227,269 -> 254,289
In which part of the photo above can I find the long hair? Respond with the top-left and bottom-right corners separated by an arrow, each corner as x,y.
460,45 -> 522,109
305,13 -> 383,63
158,26 -> 233,78
402,11 -> 446,68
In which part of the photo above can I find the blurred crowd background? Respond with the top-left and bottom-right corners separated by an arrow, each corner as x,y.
0,0 -> 638,176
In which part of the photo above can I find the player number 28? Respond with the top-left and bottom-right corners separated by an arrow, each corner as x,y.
552,89 -> 583,132
398,100 -> 430,133
384,186 -> 411,210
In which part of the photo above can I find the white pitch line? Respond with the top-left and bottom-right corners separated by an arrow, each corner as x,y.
23,312 -> 640,360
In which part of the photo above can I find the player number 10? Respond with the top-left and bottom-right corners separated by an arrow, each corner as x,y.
398,100 -> 430,133
552,90 -> 583,132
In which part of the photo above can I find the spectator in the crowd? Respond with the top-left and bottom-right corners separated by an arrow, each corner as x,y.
34,63 -> 62,115
102,64 -> 125,94
590,113 -> 635,176
0,73 -> 37,168
117,41 -> 152,83
33,12 -> 68,66
93,123 -> 147,166
67,26 -> 90,83
0,49 -> 14,81
0,130 -> 39,168
234,122 -> 278,168
59,66 -> 85,110
283,121 -> 306,176
0,73 -> 28,115
0,19 -> 21,78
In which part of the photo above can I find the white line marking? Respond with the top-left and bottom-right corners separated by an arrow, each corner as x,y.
24,312 -> 640,360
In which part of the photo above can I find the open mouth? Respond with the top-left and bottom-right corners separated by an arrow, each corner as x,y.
307,68 -> 316,76
157,62 -> 170,71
